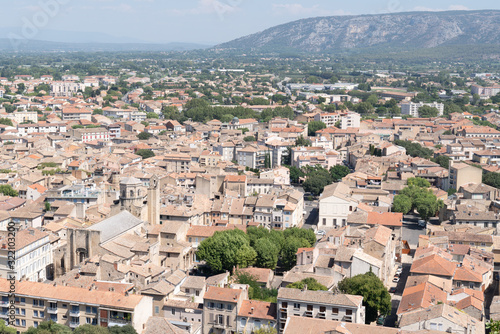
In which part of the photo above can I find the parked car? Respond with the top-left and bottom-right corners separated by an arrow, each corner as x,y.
393,277 -> 400,283
389,287 -> 397,293
396,268 -> 403,275
418,219 -> 426,227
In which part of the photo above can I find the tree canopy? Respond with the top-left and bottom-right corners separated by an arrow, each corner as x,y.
338,271 -> 391,324
287,278 -> 328,291
393,177 -> 443,221
484,172 -> 500,189
394,140 -> 433,159
197,227 -> 315,273
197,229 -> 257,273
135,149 -> 155,159
307,121 -> 326,136
418,105 -> 439,118
137,132 -> 153,140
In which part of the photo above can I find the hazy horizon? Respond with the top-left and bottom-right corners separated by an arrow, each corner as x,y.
1,0 -> 500,45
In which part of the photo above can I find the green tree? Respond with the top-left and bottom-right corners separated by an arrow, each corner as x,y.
432,155 -> 450,169
487,320 -> 500,334
135,149 -> 155,159
302,168 -> 332,196
288,166 -> 305,184
407,177 -> 431,188
395,182 -> 444,221
295,135 -> 311,147
254,238 -> 280,269
393,194 -> 412,214
197,229 -> 256,273
280,237 -> 311,271
0,118 -> 13,126
108,326 -> 137,334
137,132 -> 153,140
338,271 -> 391,324
92,109 -> 103,115
484,172 -> 500,189
74,325 -> 110,334
308,121 -> 326,136
235,272 -> 278,303
287,278 -> 327,291
146,112 -> 159,119
0,185 -> 18,197
418,106 -> 439,118
447,188 -> 457,196
253,327 -> 277,334
244,136 -> 256,142
264,153 -> 271,169
44,202 -> 51,212
0,320 -> 15,334
26,321 -> 72,334
283,228 -> 316,247
330,165 -> 351,181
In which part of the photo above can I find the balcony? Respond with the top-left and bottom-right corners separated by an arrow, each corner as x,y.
47,308 -> 58,314
0,312 -> 8,319
69,322 -> 80,328
108,318 -> 131,327
69,310 -> 80,317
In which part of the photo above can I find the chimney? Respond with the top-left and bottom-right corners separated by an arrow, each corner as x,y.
250,307 -> 254,315
114,262 -> 118,270
302,284 -> 308,292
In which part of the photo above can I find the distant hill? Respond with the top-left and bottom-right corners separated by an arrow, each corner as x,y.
216,10 -> 500,53
0,38 -> 210,52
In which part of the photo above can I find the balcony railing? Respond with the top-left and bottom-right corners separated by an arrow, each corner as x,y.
69,322 -> 80,328
47,308 -> 58,314
69,310 -> 80,317
108,318 -> 131,326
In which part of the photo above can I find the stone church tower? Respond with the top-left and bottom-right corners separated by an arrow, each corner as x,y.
118,177 -> 147,219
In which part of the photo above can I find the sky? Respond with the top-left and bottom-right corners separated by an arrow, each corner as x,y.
0,0 -> 500,45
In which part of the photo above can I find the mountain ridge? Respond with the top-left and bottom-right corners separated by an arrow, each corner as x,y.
216,10 -> 500,53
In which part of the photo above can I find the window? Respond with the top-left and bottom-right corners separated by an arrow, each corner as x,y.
346,310 -> 352,315
217,303 -> 224,310
86,318 -> 92,324
320,306 -> 326,313
293,303 -> 300,310
332,308 -> 339,314
322,218 -> 326,225
217,315 -> 224,325
281,302 -> 288,308
40,311 -> 44,318
155,306 -> 159,314
195,290 -> 200,297
34,321 -> 38,328
227,304 -> 233,311
171,309 -> 176,315
307,305 -> 313,311
34,310 -> 38,318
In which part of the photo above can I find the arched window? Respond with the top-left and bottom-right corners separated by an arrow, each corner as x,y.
130,190 -> 134,197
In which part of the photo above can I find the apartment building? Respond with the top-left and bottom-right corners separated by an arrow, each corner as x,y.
236,145 -> 272,169
0,229 -> 51,281
401,102 -> 444,118
202,286 -> 247,334
448,162 -> 482,191
61,108 -> 92,122
471,83 -> 500,97
277,288 -> 365,333
73,128 -> 110,143
0,279 -> 152,332
51,81 -> 85,97
163,154 -> 191,173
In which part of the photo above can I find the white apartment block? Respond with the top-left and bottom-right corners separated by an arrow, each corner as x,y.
0,229 -> 52,282
401,102 -> 444,118
50,81 -> 85,97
